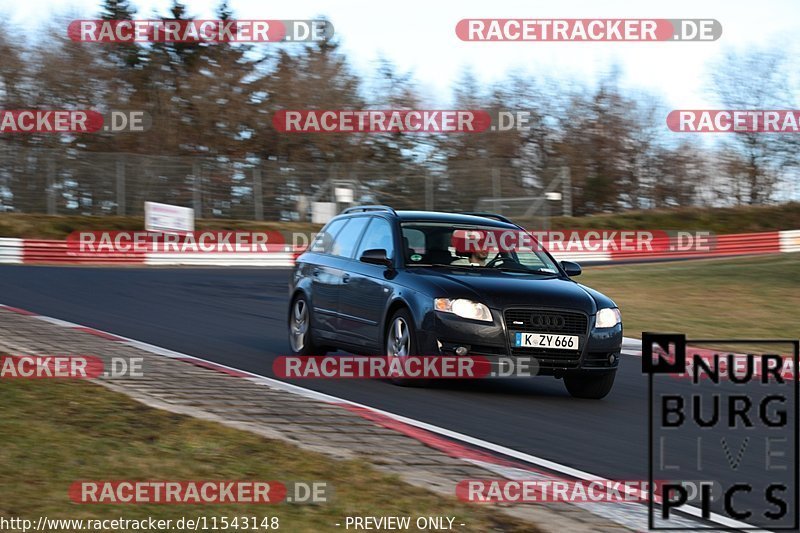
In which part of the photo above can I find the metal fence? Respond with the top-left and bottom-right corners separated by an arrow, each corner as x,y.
0,148 -> 573,223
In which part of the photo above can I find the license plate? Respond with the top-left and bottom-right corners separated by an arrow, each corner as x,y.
512,332 -> 579,350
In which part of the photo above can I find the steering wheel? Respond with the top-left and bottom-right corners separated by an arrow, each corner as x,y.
485,253 -> 505,268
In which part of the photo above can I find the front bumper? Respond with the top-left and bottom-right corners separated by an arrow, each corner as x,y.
416,308 -> 622,376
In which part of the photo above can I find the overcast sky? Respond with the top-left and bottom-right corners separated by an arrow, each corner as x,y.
6,0 -> 799,106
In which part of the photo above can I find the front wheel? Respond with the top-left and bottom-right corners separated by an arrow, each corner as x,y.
385,309 -> 427,386
564,371 -> 616,399
288,295 -> 327,356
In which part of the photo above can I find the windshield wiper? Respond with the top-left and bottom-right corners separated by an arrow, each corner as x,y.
408,263 -> 469,268
497,265 -> 556,274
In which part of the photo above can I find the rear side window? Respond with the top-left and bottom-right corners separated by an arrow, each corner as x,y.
331,217 -> 370,258
356,218 -> 395,260
310,218 -> 347,254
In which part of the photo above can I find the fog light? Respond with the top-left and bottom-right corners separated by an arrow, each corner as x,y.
608,354 -> 617,364
455,346 -> 469,356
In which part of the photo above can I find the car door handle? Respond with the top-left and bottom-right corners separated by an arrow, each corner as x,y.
342,273 -> 350,284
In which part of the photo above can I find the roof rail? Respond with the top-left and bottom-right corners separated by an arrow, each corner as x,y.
459,212 -> 515,224
341,205 -> 397,215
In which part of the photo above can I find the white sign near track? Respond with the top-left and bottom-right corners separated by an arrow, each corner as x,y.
144,202 -> 194,233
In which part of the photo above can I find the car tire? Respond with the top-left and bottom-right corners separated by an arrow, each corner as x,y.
385,308 -> 427,387
564,370 -> 616,399
288,294 -> 327,356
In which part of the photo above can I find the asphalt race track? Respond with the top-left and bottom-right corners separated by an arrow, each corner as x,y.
1,265 -> 795,525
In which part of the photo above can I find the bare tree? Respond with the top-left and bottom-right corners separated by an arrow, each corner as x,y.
709,47 -> 793,204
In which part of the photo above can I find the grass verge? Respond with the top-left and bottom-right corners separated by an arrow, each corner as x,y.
580,255 -> 799,341
0,379 -> 532,532
543,202 -> 800,233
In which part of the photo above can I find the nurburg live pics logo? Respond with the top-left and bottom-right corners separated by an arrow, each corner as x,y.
643,332 -> 799,530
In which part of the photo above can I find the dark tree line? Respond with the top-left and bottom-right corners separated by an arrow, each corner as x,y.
0,0 -> 796,218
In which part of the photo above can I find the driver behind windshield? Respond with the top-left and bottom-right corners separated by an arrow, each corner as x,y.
451,230 -> 492,266
451,247 -> 490,266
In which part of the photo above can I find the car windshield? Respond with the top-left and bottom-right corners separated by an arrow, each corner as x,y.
400,222 -> 560,274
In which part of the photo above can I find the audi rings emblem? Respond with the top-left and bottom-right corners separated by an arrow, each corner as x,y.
531,314 -> 565,328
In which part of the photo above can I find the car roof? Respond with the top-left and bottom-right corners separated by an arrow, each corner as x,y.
331,209 -> 519,229
394,210 -> 518,228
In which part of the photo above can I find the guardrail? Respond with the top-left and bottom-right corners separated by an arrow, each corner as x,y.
0,230 -> 796,267
22,239 -> 146,264
781,230 -> 800,253
0,239 -> 298,267
145,252 -> 297,267
0,238 -> 22,264
606,231 -> 783,262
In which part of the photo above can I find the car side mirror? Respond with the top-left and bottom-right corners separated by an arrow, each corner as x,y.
560,260 -> 582,277
360,248 -> 393,267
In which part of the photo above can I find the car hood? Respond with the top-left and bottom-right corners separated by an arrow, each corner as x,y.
405,267 -> 601,313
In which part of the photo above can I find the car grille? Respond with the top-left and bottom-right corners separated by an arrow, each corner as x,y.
509,347 -> 581,369
504,309 -> 588,369
504,309 -> 588,335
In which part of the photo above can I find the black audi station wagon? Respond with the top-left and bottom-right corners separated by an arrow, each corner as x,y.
288,206 -> 622,399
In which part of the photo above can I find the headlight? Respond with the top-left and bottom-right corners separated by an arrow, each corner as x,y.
434,298 -> 493,322
595,307 -> 622,328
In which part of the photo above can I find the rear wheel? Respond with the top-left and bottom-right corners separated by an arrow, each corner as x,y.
288,295 -> 328,356
564,371 -> 616,399
385,309 -> 426,386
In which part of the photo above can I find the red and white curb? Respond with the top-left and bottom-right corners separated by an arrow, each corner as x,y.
0,303 -> 766,532
0,229 -> 798,266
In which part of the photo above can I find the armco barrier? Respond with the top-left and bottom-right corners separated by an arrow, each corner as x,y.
22,239 -> 146,264
0,230 -> 796,267
781,230 -> 800,253
0,238 -> 22,264
608,231 -> 782,262
12,239 -> 297,266
145,252 -> 296,267
550,250 -> 612,263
